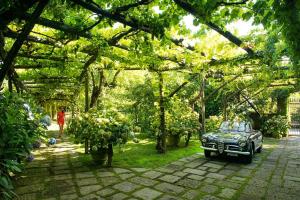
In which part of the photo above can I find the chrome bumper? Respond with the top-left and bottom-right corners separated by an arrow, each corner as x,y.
200,146 -> 250,155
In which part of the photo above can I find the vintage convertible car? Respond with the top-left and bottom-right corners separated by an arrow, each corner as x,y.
200,121 -> 263,163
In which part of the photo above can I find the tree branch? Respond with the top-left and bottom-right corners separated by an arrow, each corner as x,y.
173,0 -> 254,55
0,0 -> 49,88
114,0 -> 154,13
70,0 -> 154,34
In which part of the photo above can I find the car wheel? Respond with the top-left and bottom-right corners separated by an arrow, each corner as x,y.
244,143 -> 254,164
204,150 -> 211,158
256,144 -> 262,153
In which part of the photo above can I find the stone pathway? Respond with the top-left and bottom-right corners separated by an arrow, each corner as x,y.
14,136 -> 300,200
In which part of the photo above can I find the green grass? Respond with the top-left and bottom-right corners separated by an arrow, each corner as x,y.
112,139 -> 202,168
74,139 -> 203,168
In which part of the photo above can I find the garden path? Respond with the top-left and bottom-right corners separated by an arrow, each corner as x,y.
14,134 -> 300,200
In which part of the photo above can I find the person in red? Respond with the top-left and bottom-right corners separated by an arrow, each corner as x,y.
57,107 -> 65,138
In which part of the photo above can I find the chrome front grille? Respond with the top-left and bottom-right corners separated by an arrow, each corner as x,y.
227,145 -> 239,151
218,142 -> 224,153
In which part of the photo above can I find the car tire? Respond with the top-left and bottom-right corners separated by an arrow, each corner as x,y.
256,144 -> 262,153
244,143 -> 254,164
204,150 -> 211,158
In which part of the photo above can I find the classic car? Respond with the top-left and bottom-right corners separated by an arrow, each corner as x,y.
200,121 -> 263,163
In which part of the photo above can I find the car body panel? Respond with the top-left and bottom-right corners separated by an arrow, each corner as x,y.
201,121 -> 263,156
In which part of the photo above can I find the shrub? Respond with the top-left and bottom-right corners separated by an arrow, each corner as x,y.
205,115 -> 222,132
0,93 -> 44,199
67,111 -> 130,151
261,115 -> 290,138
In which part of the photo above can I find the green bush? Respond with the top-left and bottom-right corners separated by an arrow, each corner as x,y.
205,115 -> 222,132
261,115 -> 290,138
67,110 -> 130,151
0,93 -> 44,199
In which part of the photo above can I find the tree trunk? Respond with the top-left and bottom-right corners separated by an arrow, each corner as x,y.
0,0 -> 49,88
199,76 -> 206,138
90,70 -> 104,108
84,71 -> 89,154
156,72 -> 166,153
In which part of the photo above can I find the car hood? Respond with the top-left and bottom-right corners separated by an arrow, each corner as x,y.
203,131 -> 249,143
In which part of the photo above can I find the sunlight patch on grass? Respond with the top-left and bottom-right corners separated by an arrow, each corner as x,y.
112,139 -> 202,168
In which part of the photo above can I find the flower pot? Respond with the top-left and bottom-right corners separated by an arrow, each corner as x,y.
90,148 -> 108,165
167,134 -> 180,147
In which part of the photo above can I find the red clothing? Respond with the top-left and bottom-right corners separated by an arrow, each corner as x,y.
57,111 -> 65,125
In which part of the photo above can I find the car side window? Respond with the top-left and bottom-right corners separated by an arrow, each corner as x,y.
238,122 -> 246,132
245,123 -> 252,132
220,121 -> 230,131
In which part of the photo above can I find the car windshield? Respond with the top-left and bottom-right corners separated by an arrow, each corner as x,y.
219,121 -> 250,132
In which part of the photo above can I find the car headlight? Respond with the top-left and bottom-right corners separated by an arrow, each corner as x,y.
239,142 -> 246,147
202,138 -> 207,143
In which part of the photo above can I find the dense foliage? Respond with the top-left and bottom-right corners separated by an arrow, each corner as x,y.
262,115 -> 290,138
67,110 -> 130,150
0,93 -> 44,199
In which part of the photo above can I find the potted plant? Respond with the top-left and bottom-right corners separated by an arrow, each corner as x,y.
67,112 -> 129,166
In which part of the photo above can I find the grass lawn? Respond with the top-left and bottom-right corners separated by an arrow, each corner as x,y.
74,138 -> 203,169
112,139 -> 202,168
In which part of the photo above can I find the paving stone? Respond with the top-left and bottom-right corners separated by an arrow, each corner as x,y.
53,174 -> 73,181
236,169 -> 253,177
183,168 -> 206,176
157,167 -> 176,173
181,189 -> 200,199
16,193 -> 38,199
159,174 -> 181,183
113,168 -> 131,174
173,171 -> 188,177
119,173 -> 135,180
96,188 -> 117,197
203,163 -> 224,169
217,188 -> 237,199
214,180 -> 241,189
187,174 -> 205,181
16,184 -> 45,194
158,194 -> 183,200
154,182 -> 185,195
76,171 -> 95,179
76,177 -> 99,186
200,194 -> 221,200
165,164 -> 184,171
80,184 -> 102,196
200,185 -> 219,194
132,188 -> 162,200
185,161 -> 202,168
97,171 -> 115,178
284,175 -> 300,182
142,171 -> 163,179
130,176 -> 158,186
60,194 -> 78,200
131,168 -> 148,172
109,193 -> 129,200
54,169 -> 72,175
206,173 -> 226,180
242,185 -> 266,197
207,168 -> 219,173
171,161 -> 186,166
203,178 -> 216,183
231,176 -> 247,182
113,181 -> 141,193
218,169 -> 235,176
176,178 -> 202,189
81,193 -> 103,200
100,177 -> 121,187
197,166 -> 208,171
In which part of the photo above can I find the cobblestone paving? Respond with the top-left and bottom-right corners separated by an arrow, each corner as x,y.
14,137 -> 300,200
